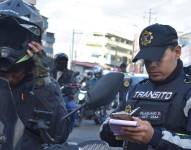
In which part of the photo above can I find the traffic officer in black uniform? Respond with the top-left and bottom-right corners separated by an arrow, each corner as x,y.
100,23 -> 191,150
0,0 -> 72,149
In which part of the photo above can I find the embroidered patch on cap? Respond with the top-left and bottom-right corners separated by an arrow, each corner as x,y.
140,30 -> 153,46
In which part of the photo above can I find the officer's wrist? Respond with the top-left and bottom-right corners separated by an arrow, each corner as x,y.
148,128 -> 162,147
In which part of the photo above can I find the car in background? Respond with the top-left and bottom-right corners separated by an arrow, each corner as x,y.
111,73 -> 148,109
123,73 -> 148,89
123,73 -> 148,100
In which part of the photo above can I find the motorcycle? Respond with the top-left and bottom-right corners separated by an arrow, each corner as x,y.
60,83 -> 81,127
78,84 -> 107,125
0,72 -> 124,150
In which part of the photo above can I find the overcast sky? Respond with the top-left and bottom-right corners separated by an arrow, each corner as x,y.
36,0 -> 191,55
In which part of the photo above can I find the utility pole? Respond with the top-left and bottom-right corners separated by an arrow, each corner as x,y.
70,30 -> 83,62
144,8 -> 157,25
71,29 -> 75,62
148,8 -> 152,25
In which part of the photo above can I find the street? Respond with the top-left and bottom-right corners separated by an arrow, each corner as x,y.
67,119 -> 122,150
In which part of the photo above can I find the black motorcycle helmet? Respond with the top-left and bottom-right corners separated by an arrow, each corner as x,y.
0,0 -> 43,72
93,65 -> 103,79
119,62 -> 127,73
54,53 -> 69,70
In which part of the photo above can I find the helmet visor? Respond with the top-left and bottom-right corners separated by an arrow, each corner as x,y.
0,17 -> 38,71
18,18 -> 41,37
0,16 -> 40,50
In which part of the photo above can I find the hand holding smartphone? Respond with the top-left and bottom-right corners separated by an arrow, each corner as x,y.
109,107 -> 140,135
111,107 -> 140,120
111,111 -> 133,120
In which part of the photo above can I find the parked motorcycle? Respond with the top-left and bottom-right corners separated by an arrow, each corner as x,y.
78,89 -> 107,125
0,72 -> 123,150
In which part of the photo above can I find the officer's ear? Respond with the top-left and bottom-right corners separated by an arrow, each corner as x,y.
174,45 -> 181,59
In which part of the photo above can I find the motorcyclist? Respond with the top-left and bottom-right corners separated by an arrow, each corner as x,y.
86,65 -> 103,91
119,62 -> 127,73
51,53 -> 79,127
80,71 -> 93,86
51,53 -> 77,95
0,0 -> 71,149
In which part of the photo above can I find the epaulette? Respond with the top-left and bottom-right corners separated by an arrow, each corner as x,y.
139,78 -> 150,85
184,74 -> 191,84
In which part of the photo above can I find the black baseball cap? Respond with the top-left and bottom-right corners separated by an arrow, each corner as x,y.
132,23 -> 178,62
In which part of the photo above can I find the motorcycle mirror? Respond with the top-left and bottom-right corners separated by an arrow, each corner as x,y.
61,72 -> 124,121
87,72 -> 124,109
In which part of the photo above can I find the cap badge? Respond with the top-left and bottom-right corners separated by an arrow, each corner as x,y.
141,31 -> 153,46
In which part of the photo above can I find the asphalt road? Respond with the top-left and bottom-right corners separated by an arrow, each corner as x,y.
67,119 -> 122,150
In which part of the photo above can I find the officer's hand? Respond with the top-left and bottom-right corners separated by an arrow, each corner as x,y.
119,117 -> 154,144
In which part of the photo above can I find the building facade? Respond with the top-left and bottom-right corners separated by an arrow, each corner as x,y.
76,32 -> 133,68
179,32 -> 191,66
24,0 -> 55,57
41,16 -> 55,58
42,31 -> 55,57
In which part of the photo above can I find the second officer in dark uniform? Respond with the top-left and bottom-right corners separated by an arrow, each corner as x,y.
100,23 -> 191,150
